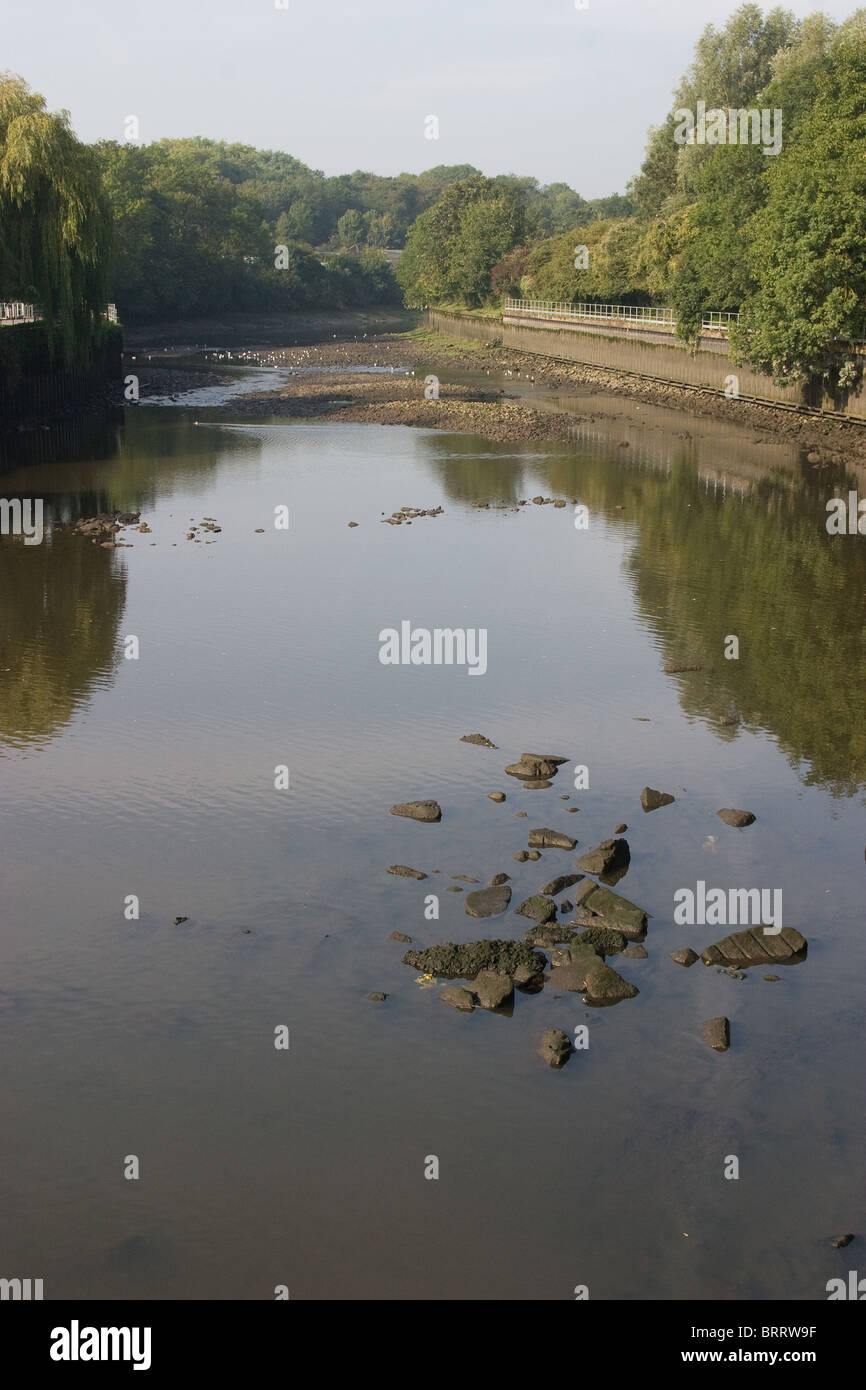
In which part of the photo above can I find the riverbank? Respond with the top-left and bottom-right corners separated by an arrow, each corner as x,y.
215,329 -> 866,465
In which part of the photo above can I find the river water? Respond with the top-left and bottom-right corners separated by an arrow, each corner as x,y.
0,370 -> 863,1300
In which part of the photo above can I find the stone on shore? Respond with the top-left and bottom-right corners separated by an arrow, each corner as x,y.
640,786 -> 675,812
488,791 -> 506,802
389,930 -> 412,942
717,808 -> 756,827
528,827 -> 577,851
489,873 -> 511,886
464,885 -> 512,918
703,1017 -> 731,1051
701,926 -> 807,969
461,733 -> 497,747
390,800 -> 442,822
388,865 -> 427,880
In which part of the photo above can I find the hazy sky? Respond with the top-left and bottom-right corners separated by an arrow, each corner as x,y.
4,0 -> 854,196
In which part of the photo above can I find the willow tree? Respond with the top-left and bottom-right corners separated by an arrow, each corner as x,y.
0,72 -> 112,359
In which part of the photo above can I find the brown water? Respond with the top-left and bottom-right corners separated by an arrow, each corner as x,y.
1,379 -> 864,1300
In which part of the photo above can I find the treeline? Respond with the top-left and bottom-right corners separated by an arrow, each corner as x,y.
94,139 -> 629,322
399,4 -> 866,386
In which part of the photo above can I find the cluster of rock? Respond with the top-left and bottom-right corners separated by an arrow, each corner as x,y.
384,739 -> 803,1066
381,505 -> 444,525
70,512 -> 142,547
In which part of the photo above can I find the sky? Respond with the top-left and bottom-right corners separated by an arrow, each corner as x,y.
3,0 -> 855,197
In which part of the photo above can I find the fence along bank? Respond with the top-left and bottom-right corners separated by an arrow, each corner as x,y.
427,304 -> 866,424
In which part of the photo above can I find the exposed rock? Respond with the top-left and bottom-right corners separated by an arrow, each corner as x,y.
446,885 -> 463,892
640,786 -> 675,812
403,939 -> 547,980
513,850 -> 530,863
488,791 -> 506,803
573,879 -> 647,939
528,828 -> 577,851
514,962 -> 545,992
559,899 -> 573,914
539,1028 -> 573,1068
390,800 -> 442,822
670,948 -> 699,967
506,758 -> 560,781
472,970 -> 514,1009
527,850 -> 541,861
516,895 -> 557,925
717,808 -> 756,827
453,875 -> 480,883
173,916 -> 188,926
489,873 -> 511,886
540,873 -> 582,896
440,987 -> 475,1012
367,992 -> 387,1002
763,973 -> 781,982
548,963 -> 591,992
701,926 -> 807,969
614,823 -> 627,834
387,865 -> 427,880
389,931 -> 412,943
575,838 -> 630,876
522,778 -> 553,789
703,1017 -> 731,1051
583,958 -> 639,1005
573,926 -> 627,956
461,733 -> 497,747
524,922 -> 581,949
522,753 -> 568,766
622,943 -> 648,959
465,885 -> 512,918
832,1234 -> 854,1249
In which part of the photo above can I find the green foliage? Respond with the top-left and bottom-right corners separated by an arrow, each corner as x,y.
733,13 -> 866,382
0,71 -> 111,360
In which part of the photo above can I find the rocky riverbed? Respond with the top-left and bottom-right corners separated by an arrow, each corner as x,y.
200,329 -> 866,465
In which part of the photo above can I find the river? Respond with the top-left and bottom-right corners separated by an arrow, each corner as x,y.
0,365 -> 863,1299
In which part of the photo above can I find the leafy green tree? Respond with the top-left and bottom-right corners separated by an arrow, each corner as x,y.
0,71 -> 111,358
733,15 -> 866,383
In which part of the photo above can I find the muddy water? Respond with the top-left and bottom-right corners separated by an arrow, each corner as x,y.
0,377 -> 863,1300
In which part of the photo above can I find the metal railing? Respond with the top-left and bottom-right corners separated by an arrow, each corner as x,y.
0,302 -> 118,325
0,301 -> 38,324
503,298 -> 740,334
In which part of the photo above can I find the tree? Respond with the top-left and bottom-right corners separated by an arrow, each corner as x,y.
733,15 -> 866,384
0,71 -> 111,358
